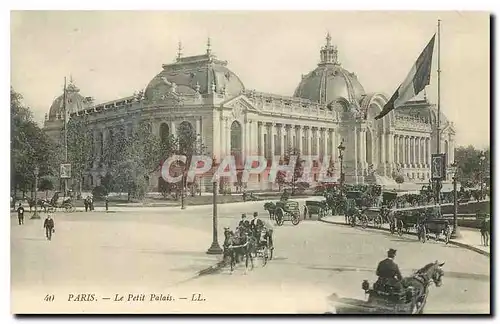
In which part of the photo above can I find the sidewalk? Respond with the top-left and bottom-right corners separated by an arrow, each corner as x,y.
320,216 -> 490,257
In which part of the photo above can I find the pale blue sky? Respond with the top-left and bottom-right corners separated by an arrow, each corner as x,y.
11,11 -> 490,148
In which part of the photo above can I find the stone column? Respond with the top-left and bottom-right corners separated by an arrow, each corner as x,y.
298,126 -> 303,153
380,129 -> 386,176
195,118 -> 201,137
412,136 -> 417,168
358,127 -> 365,173
225,118 -> 231,156
418,137 -> 423,167
270,123 -> 276,158
170,120 -> 176,138
426,137 -> 431,167
405,136 -> 411,168
259,122 -> 264,156
323,128 -> 328,160
315,128 -> 320,156
219,116 -> 227,158
307,127 -> 312,156
387,131 -> 394,176
280,124 -> 285,157
212,113 -> 220,160
331,129 -> 337,161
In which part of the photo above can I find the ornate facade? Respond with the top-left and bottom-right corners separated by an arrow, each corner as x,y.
44,34 -> 456,191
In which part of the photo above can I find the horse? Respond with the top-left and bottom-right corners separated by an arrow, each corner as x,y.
263,202 -> 276,220
223,228 -> 255,272
370,261 -> 445,314
480,218 -> 490,246
26,198 -> 47,212
401,261 -> 445,313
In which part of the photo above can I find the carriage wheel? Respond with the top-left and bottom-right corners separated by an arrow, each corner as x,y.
275,208 -> 284,226
291,213 -> 300,226
390,221 -> 396,234
397,220 -> 404,236
64,205 -> 71,212
360,216 -> 368,229
374,216 -> 382,229
350,216 -> 356,227
71,205 -> 76,212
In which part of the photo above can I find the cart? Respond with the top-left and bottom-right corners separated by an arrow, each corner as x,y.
274,200 -> 301,226
304,196 -> 330,219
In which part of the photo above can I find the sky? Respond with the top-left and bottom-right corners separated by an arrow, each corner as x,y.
10,11 -> 490,149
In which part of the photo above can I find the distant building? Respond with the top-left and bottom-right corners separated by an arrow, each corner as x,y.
44,34 -> 456,192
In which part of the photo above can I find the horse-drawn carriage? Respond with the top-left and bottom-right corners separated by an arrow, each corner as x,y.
326,261 -> 445,314
417,218 -> 452,244
303,196 -> 330,219
274,200 -> 301,226
46,192 -> 76,212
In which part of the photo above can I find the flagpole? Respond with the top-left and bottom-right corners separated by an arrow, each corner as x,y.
436,19 -> 442,205
63,77 -> 68,198
437,19 -> 441,155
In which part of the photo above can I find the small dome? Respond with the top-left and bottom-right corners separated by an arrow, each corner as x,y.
144,47 -> 245,101
48,81 -> 92,120
294,34 -> 365,106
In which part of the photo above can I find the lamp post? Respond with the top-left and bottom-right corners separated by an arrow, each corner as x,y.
337,139 -> 345,190
449,161 -> 460,238
180,171 -> 186,209
479,151 -> 486,201
207,163 -> 223,255
31,166 -> 40,219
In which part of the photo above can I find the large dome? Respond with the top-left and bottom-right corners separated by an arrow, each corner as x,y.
144,44 -> 245,101
48,81 -> 93,121
294,34 -> 365,106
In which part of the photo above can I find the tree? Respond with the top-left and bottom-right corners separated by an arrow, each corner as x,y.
66,116 -> 94,195
103,122 -> 178,201
11,88 -> 57,197
276,147 -> 305,194
39,175 -> 57,199
455,145 -> 490,187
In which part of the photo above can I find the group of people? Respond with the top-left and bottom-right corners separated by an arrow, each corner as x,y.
16,202 -> 56,241
227,212 -> 274,250
84,196 -> 94,212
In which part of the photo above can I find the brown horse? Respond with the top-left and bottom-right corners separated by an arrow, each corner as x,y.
223,228 -> 255,272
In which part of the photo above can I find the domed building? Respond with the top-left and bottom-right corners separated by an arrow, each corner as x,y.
44,35 -> 456,192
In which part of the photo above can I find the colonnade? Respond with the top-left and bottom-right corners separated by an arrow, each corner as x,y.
217,118 -> 341,161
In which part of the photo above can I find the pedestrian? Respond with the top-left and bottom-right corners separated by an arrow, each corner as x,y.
84,198 -> 88,212
43,214 -> 55,241
105,196 -> 109,212
90,196 -> 94,211
16,203 -> 25,225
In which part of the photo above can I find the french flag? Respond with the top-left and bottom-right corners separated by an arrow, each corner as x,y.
375,34 -> 436,120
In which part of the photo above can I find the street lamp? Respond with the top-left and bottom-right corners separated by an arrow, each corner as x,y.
338,139 -> 346,190
31,166 -> 40,219
479,151 -> 486,201
207,163 -> 223,255
449,161 -> 460,238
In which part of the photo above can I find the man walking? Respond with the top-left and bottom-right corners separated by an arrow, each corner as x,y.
84,197 -> 89,212
43,214 -> 55,241
16,203 -> 25,225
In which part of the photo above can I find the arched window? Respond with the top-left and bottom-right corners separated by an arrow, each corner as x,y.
160,123 -> 170,143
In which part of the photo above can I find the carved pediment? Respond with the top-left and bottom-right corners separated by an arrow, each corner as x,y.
221,95 -> 260,117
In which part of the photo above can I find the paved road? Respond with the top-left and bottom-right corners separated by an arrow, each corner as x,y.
11,201 -> 490,314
